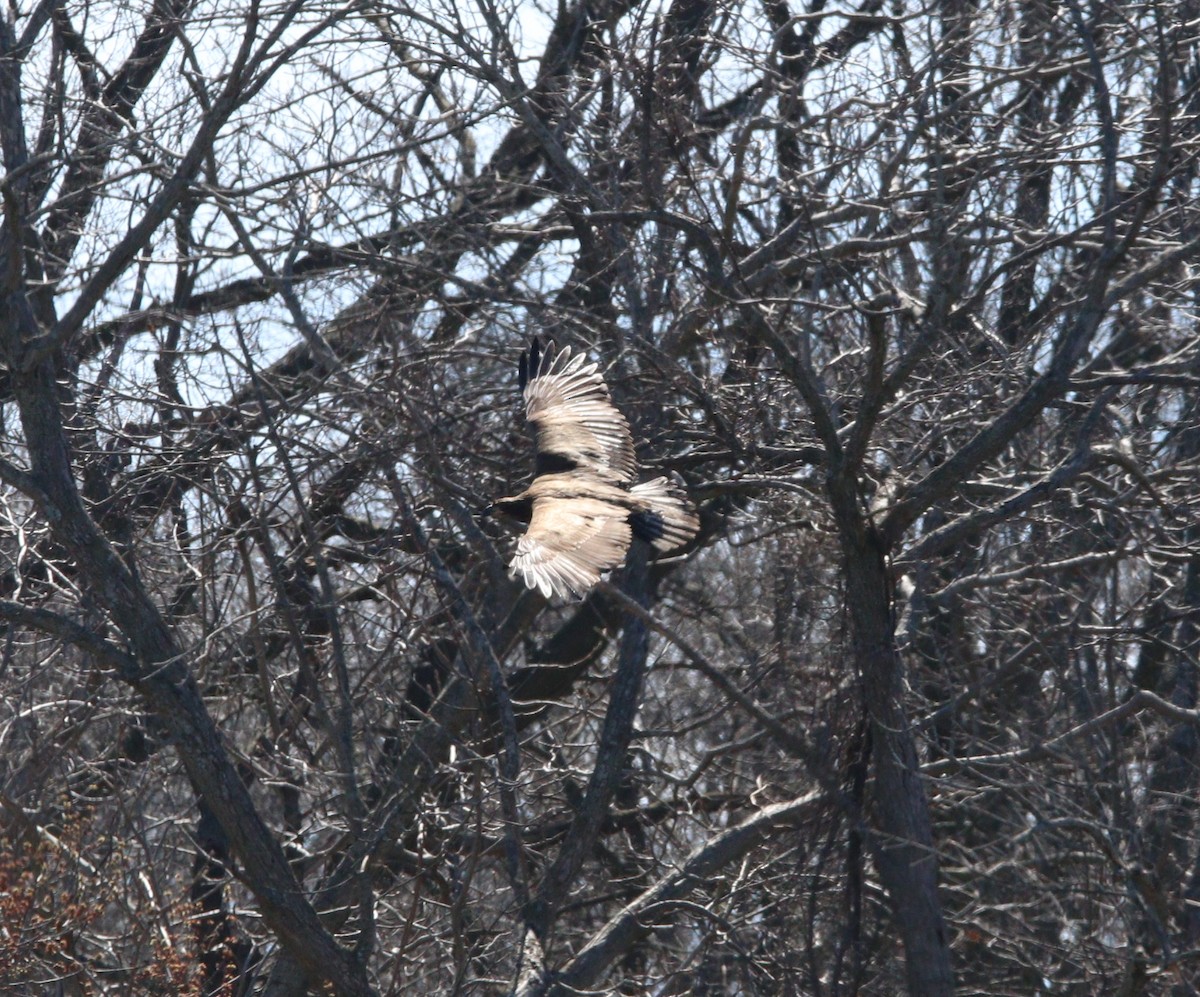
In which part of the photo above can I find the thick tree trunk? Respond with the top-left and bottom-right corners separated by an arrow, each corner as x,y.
832,481 -> 954,997
5,357 -> 375,997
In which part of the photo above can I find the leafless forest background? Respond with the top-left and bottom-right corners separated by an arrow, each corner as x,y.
0,0 -> 1198,994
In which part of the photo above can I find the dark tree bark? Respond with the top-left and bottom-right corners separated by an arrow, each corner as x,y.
0,1 -> 1198,994
830,478 -> 954,997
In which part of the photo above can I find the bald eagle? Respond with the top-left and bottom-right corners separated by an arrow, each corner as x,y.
491,338 -> 699,599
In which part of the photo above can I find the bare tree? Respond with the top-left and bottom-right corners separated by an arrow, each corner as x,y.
0,0 -> 1198,994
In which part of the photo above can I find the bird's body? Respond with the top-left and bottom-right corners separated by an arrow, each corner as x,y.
493,339 -> 698,599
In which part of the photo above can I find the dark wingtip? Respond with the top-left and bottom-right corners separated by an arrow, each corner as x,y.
520,337 -> 550,392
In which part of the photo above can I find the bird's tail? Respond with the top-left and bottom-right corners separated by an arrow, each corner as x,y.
629,477 -> 700,553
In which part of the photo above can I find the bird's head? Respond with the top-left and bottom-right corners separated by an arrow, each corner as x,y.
485,495 -> 533,524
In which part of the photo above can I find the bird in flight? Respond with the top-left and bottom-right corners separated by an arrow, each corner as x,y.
491,338 -> 699,599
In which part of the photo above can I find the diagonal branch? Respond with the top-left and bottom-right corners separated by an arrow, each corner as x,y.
527,792 -> 824,996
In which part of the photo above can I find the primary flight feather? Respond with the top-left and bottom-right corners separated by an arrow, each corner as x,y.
492,338 -> 699,599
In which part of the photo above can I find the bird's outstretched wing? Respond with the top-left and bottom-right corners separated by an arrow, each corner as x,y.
509,493 -> 632,599
520,338 -> 636,484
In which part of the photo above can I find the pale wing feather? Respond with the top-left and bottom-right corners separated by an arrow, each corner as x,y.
509,495 -> 632,599
524,345 -> 636,483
